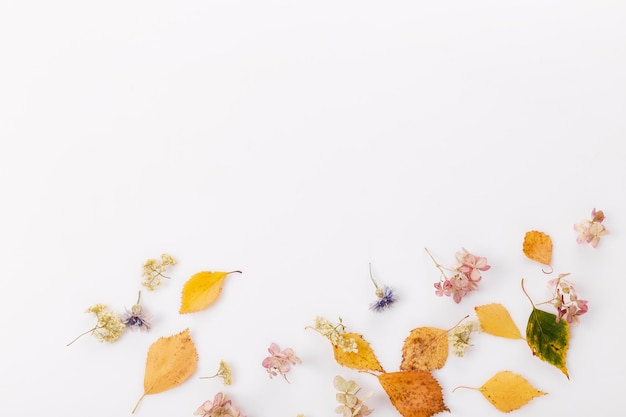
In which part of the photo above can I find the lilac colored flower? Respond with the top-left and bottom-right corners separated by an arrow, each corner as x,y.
122,304 -> 151,332
370,285 -> 397,312
368,263 -> 397,312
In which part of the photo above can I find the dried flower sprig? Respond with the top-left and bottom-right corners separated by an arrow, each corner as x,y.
67,304 -> 125,346
368,263 -> 397,312
427,248 -> 491,303
141,253 -> 177,291
307,316 -> 358,353
544,273 -> 589,325
262,343 -> 301,382
122,291 -> 151,332
200,360 -> 232,385
194,392 -> 245,417
574,208 -> 608,247
449,320 -> 481,357
334,375 -> 374,417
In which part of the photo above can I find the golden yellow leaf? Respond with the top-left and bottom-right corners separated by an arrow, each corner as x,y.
400,327 -> 448,371
132,328 -> 198,413
378,371 -> 449,417
333,332 -> 384,372
523,231 -> 552,266
478,371 -> 546,412
180,270 -> 241,314
475,303 -> 523,339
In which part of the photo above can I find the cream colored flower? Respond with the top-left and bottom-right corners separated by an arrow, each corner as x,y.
67,304 -> 125,346
141,253 -> 177,290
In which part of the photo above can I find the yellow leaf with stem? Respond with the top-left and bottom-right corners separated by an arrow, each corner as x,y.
333,332 -> 384,372
378,371 -> 449,417
180,270 -> 242,314
455,370 -> 546,412
523,231 -> 552,269
400,327 -> 448,372
475,303 -> 523,339
132,328 -> 198,413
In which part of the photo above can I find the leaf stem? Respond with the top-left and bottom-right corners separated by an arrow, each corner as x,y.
446,315 -> 470,333
132,394 -> 146,414
452,385 -> 479,392
521,278 -> 536,308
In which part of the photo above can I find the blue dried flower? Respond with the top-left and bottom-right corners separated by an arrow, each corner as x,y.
122,292 -> 151,331
368,263 -> 397,312
370,285 -> 397,312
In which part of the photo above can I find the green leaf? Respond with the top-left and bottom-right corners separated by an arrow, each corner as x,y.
526,308 -> 570,378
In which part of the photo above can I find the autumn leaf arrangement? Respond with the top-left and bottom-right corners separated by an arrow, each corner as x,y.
67,208 -> 606,416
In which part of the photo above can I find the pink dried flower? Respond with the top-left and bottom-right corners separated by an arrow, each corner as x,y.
427,248 -> 490,303
262,343 -> 301,382
194,392 -> 245,417
574,208 -> 608,247
547,274 -> 588,325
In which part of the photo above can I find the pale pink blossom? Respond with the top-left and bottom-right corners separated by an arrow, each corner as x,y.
262,343 -> 301,382
574,208 -> 608,248
194,392 -> 245,417
428,248 -> 490,303
548,274 -> 588,325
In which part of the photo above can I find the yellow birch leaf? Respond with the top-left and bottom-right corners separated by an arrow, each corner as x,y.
180,270 -> 241,314
475,303 -> 523,339
523,231 -> 552,266
332,332 -> 384,372
478,370 -> 546,412
400,327 -> 448,371
378,371 -> 449,417
132,328 -> 198,413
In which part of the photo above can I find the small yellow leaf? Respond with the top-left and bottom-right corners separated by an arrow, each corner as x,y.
475,303 -> 523,339
400,327 -> 448,371
180,270 -> 241,314
333,332 -> 384,372
378,371 -> 449,417
479,371 -> 546,412
523,231 -> 552,266
132,328 -> 198,413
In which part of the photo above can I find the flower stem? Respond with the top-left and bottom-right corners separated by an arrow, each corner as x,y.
368,262 -> 380,290
425,248 -> 449,280
66,326 -> 98,346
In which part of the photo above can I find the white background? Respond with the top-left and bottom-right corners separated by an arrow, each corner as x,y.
1,1 -> 625,416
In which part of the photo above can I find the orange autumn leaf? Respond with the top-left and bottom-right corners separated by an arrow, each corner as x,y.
132,328 -> 198,413
523,231 -> 552,266
475,303 -> 523,340
400,327 -> 448,371
378,371 -> 449,417
180,270 -> 242,314
456,370 -> 546,413
333,332 -> 384,372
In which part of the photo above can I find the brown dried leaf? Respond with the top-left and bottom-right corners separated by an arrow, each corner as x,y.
378,371 -> 449,417
132,328 -> 198,413
475,303 -> 523,339
332,332 -> 384,372
523,231 -> 552,266
400,327 -> 448,371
